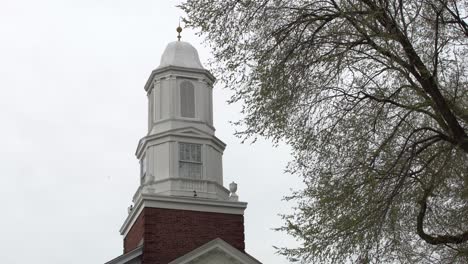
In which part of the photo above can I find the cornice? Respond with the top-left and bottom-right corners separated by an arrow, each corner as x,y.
144,66 -> 216,92
120,194 -> 247,237
135,126 -> 226,157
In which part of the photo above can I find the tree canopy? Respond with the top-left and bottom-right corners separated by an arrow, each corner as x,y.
181,0 -> 468,263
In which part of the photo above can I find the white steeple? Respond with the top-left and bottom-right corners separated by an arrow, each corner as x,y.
133,38 -> 231,201
115,34 -> 249,259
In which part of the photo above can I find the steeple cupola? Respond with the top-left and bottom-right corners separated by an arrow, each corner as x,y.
134,39 -> 230,201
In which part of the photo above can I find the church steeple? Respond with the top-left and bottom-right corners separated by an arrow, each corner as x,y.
105,37 -> 259,264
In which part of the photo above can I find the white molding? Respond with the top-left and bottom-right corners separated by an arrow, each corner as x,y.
144,66 -> 215,92
104,245 -> 142,264
135,127 -> 226,158
120,195 -> 247,237
168,238 -> 262,264
120,202 -> 145,237
132,178 -> 231,201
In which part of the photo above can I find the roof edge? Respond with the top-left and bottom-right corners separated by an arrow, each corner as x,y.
168,238 -> 262,264
104,245 -> 143,264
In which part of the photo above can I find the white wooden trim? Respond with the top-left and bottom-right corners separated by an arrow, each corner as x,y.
168,238 -> 262,264
120,195 -> 247,237
104,245 -> 142,264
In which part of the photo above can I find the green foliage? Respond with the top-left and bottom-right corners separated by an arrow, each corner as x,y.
182,0 -> 468,263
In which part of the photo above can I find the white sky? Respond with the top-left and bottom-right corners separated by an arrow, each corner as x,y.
0,1 -> 303,263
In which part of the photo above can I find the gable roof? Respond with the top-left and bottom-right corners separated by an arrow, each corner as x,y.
104,246 -> 142,264
168,238 -> 262,264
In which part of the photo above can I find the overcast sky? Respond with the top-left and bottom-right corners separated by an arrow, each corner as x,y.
0,1 -> 303,263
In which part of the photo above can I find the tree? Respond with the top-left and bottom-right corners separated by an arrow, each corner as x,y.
181,0 -> 468,263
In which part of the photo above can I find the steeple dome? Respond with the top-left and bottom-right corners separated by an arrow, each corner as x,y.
158,41 -> 204,69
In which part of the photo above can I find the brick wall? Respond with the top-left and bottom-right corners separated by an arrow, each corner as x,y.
123,207 -> 245,264
123,211 -> 145,253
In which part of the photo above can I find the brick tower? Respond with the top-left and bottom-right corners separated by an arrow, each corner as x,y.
105,31 -> 261,264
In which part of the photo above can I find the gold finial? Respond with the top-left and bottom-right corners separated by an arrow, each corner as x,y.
176,19 -> 182,41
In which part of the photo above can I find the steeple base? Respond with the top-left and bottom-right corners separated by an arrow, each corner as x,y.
119,194 -> 247,264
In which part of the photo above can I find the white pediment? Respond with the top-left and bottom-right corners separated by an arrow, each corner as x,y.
148,126 -> 212,139
175,127 -> 210,137
179,130 -> 204,136
168,238 -> 262,264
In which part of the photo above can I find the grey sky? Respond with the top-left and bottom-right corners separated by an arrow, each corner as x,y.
0,1 -> 303,263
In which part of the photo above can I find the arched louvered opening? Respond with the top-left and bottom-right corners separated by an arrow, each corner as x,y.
180,81 -> 195,118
